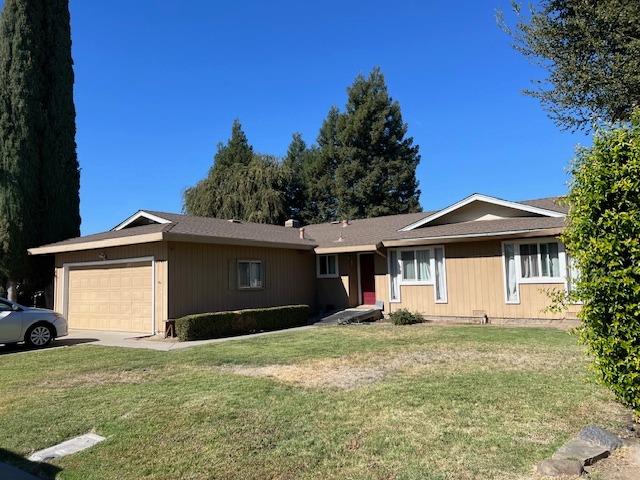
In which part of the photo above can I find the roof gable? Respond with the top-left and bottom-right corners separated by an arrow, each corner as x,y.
113,211 -> 172,230
400,194 -> 565,231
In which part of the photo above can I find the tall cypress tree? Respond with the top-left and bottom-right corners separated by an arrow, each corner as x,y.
282,132 -> 308,221
0,0 -> 80,301
334,67 -> 421,219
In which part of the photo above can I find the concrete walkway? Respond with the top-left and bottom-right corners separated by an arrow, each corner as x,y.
63,325 -> 317,351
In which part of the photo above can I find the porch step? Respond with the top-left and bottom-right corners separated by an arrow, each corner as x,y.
316,306 -> 383,326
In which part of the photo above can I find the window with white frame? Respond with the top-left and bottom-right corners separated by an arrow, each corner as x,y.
317,254 -> 338,278
389,246 -> 447,303
502,239 -> 567,304
238,260 -> 263,289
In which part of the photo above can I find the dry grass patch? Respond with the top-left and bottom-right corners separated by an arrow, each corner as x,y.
220,345 -> 578,389
41,368 -> 163,389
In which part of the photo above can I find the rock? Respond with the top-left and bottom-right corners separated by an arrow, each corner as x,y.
536,458 -> 584,477
578,425 -> 623,450
552,438 -> 610,466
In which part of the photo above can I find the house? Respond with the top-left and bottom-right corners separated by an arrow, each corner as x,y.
28,193 -> 579,334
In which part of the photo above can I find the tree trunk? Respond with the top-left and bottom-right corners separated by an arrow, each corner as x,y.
6,279 -> 17,302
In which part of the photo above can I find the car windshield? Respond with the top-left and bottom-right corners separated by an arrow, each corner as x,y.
0,298 -> 24,310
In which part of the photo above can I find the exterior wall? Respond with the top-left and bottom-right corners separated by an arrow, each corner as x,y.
167,242 -> 316,319
377,240 -> 580,321
53,242 -> 169,333
316,253 -> 359,310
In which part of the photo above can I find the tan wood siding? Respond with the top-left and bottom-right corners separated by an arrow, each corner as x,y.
378,240 -> 579,320
317,254 -> 359,310
167,242 -> 316,318
54,242 -> 168,333
67,263 -> 152,332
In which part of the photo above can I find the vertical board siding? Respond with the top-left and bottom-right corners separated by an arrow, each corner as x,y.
167,242 -> 316,319
379,240 -> 579,320
54,242 -> 169,333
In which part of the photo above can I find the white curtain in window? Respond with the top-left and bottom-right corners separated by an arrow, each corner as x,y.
434,247 -> 446,301
504,244 -> 518,301
401,251 -> 415,280
389,250 -> 400,300
520,243 -> 539,278
540,243 -> 560,277
416,250 -> 431,281
567,254 -> 579,292
250,262 -> 262,288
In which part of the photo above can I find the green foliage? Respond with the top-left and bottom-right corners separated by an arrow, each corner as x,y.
310,68 -> 422,222
281,133 -> 309,222
175,305 -> 310,341
184,121 -> 287,224
501,0 -> 640,131
563,112 -> 640,416
0,0 -> 80,298
389,309 -> 424,326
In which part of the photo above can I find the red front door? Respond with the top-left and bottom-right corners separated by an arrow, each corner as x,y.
359,254 -> 376,305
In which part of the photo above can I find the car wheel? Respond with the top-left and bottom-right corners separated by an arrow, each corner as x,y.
25,324 -> 54,348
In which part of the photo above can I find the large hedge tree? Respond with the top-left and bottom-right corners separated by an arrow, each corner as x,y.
0,0 -> 80,302
562,113 -> 640,416
500,0 -> 640,131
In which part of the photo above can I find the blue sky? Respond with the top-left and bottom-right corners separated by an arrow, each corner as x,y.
63,1 -> 588,234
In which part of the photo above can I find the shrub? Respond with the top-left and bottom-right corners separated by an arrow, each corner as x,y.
175,305 -> 310,341
389,309 -> 423,325
563,112 -> 640,417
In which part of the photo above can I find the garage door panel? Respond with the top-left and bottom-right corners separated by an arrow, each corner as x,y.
67,263 -> 153,333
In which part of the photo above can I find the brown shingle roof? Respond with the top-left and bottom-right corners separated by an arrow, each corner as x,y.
519,197 -> 568,214
30,196 -> 567,253
387,216 -> 566,241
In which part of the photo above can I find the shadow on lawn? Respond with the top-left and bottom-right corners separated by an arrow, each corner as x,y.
0,448 -> 61,479
0,337 -> 98,356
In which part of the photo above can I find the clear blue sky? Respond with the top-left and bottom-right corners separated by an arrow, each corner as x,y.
63,1 -> 588,234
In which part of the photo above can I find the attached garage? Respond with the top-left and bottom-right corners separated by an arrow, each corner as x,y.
63,258 -> 155,334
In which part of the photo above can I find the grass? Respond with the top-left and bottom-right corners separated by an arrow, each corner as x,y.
0,324 -> 626,480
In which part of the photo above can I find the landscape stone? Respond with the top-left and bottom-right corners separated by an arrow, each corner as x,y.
536,458 -> 584,477
552,438 -> 610,466
578,425 -> 623,451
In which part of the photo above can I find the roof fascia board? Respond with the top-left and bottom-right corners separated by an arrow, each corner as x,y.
399,194 -> 565,232
383,227 -> 565,247
314,244 -> 380,254
113,211 -> 172,231
28,232 -> 166,255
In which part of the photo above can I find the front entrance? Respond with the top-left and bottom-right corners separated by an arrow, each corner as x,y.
359,253 -> 376,305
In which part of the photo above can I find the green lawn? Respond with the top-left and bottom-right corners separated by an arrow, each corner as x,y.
0,324 -> 626,480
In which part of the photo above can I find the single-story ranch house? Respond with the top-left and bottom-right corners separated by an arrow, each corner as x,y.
29,193 -> 580,334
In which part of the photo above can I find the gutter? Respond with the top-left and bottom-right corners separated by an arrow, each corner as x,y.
382,227 -> 565,247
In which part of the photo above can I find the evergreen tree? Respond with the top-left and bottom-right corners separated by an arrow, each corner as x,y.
318,68 -> 421,220
282,133 -> 308,221
500,0 -> 640,131
0,0 -> 80,301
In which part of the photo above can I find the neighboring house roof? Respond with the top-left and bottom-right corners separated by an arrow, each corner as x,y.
28,195 -> 568,255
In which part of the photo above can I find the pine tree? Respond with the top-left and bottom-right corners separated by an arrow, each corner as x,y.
314,68 -> 421,221
282,133 -> 308,221
0,0 -> 80,301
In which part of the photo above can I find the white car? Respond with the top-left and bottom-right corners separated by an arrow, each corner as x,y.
0,297 -> 68,348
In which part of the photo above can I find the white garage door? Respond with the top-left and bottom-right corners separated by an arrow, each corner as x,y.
67,262 -> 153,333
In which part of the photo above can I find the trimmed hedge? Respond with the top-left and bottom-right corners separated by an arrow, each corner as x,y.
175,305 -> 310,341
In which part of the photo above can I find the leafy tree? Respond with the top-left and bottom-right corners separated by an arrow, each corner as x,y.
0,0 -> 80,301
332,67 -> 421,219
184,121 -> 286,224
500,0 -> 640,131
562,112 -> 640,416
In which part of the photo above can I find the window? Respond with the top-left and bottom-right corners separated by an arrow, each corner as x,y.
502,239 -> 567,304
317,255 -> 338,278
238,260 -> 263,289
519,243 -> 539,278
401,249 -> 431,282
389,250 -> 400,301
434,247 -> 446,302
389,246 -> 446,303
0,300 -> 13,312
